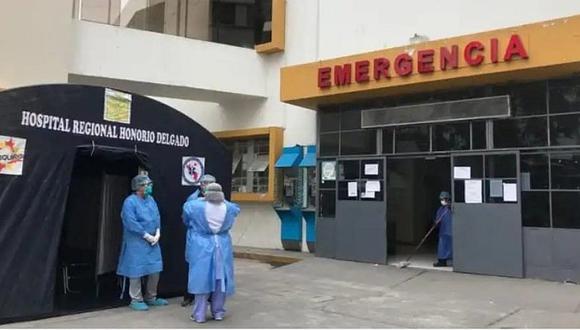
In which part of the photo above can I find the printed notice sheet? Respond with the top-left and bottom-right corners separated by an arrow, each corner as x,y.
465,179 -> 483,203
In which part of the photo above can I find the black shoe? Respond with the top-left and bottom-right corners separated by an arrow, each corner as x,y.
181,297 -> 193,307
433,259 -> 447,267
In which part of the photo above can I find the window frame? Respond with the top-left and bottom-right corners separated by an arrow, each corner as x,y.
215,127 -> 283,202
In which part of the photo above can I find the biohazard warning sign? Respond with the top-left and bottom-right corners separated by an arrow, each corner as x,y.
182,156 -> 205,186
0,135 -> 26,176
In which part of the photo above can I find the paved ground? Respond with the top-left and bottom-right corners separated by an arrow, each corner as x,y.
6,255 -> 580,328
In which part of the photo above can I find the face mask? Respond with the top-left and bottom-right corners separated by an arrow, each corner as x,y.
144,185 -> 153,197
441,200 -> 448,206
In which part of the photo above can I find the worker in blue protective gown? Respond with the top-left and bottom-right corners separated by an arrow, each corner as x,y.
117,174 -> 168,311
183,183 -> 240,323
433,191 -> 453,267
182,174 -> 217,307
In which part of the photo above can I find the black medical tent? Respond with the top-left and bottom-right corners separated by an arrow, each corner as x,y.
0,85 -> 232,322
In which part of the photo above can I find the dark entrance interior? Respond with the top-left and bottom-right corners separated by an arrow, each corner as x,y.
386,157 -> 451,267
55,146 -> 145,314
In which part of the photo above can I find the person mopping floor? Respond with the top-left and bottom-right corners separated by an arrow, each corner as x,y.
397,191 -> 453,269
433,191 -> 452,267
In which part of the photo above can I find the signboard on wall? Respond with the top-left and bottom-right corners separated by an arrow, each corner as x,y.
317,34 -> 529,89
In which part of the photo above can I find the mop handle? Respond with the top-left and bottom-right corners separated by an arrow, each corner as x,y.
404,208 -> 450,262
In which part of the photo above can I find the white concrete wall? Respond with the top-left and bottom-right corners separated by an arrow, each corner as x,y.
316,0 -> 580,60
152,96 -> 225,132
230,202 -> 283,250
0,0 -> 73,89
70,20 -> 267,101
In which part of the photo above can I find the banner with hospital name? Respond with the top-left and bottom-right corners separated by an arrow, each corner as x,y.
19,110 -> 190,148
0,135 -> 26,176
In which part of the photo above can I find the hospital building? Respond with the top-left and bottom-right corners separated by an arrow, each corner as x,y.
3,0 -> 580,304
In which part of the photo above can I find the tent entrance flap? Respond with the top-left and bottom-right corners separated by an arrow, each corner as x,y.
56,146 -> 146,313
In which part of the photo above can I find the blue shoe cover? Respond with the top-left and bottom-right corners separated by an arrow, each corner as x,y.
146,298 -> 169,306
130,301 -> 149,311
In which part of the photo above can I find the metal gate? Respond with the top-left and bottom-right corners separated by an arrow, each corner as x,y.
451,152 -> 523,277
334,158 -> 387,264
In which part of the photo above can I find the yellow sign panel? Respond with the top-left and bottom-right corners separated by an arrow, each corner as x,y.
280,14 -> 580,109
104,88 -> 132,124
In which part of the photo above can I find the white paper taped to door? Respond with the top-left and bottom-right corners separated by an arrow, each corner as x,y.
454,166 -> 471,179
364,163 -> 379,175
503,183 -> 517,202
361,191 -> 375,199
348,181 -> 358,197
464,179 -> 482,203
365,180 -> 381,192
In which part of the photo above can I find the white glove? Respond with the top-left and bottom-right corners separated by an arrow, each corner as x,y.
143,233 -> 156,244
151,228 -> 161,246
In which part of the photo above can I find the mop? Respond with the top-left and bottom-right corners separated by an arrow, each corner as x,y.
396,208 -> 449,269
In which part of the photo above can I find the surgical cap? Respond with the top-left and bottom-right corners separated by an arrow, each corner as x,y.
439,191 -> 451,200
200,174 -> 216,185
205,183 -> 224,203
131,174 -> 152,191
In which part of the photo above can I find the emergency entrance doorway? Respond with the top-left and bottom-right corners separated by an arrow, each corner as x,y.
386,156 -> 451,269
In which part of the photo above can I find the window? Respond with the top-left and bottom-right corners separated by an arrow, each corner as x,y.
550,114 -> 580,146
254,0 -> 272,44
79,0 -> 120,25
382,128 -> 394,154
318,190 -> 336,218
454,155 -> 483,178
510,82 -> 547,116
433,122 -> 470,151
216,127 -> 282,202
520,154 -> 549,190
493,117 -> 548,148
338,181 -> 358,200
522,192 -> 550,227
552,192 -> 580,229
341,110 -> 361,130
212,0 -> 256,48
520,151 -> 580,229
319,133 -> 339,157
472,121 -> 486,150
319,161 -> 336,189
226,138 -> 269,193
486,154 -> 517,178
318,160 -> 336,217
337,159 -> 383,201
319,111 -> 340,133
549,78 -> 580,114
75,0 -> 275,49
338,160 -> 359,180
453,154 -> 517,204
395,126 -> 430,153
340,130 -> 377,155
550,153 -> 580,190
